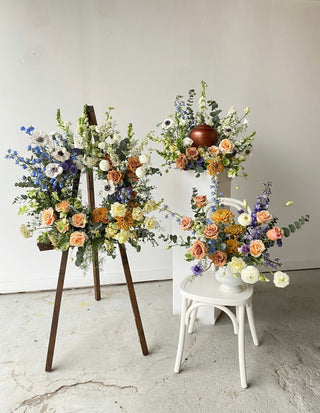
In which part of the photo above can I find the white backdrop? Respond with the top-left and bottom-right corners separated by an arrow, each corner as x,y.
0,0 -> 319,293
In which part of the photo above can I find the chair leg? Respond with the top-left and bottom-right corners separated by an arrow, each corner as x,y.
188,303 -> 197,334
238,305 -> 247,389
174,296 -> 187,373
246,302 -> 259,346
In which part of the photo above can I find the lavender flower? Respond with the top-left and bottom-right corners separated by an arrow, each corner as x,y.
191,263 -> 205,277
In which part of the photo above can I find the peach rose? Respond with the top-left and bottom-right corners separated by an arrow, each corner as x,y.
127,156 -> 142,172
249,240 -> 266,257
204,224 -> 219,239
70,231 -> 88,247
107,170 -> 124,185
266,227 -> 284,241
180,216 -> 193,231
193,195 -> 207,208
219,139 -> 234,154
186,147 -> 199,160
176,153 -> 188,170
189,240 -> 208,260
256,210 -> 272,224
208,145 -> 220,156
209,251 -> 227,267
41,207 -> 56,226
55,200 -> 70,213
71,213 -> 87,228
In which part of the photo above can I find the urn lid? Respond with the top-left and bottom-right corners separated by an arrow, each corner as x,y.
189,123 -> 218,147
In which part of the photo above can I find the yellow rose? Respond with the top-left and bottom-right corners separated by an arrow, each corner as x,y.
132,207 -> 144,221
110,202 -> 126,218
115,229 -> 130,243
144,217 -> 156,230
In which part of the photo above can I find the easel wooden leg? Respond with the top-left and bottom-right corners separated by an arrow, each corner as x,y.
45,250 -> 69,372
118,244 -> 148,355
92,248 -> 101,301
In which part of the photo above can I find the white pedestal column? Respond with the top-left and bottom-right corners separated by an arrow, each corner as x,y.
171,169 -> 231,324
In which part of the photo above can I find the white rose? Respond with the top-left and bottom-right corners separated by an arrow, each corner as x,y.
99,159 -> 110,171
228,257 -> 246,274
139,153 -> 151,164
273,271 -> 290,288
238,212 -> 252,226
183,137 -> 193,147
144,217 -> 156,230
110,202 -> 126,218
241,266 -> 260,284
136,166 -> 147,179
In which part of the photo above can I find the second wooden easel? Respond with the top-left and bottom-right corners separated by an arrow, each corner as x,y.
45,105 -> 148,372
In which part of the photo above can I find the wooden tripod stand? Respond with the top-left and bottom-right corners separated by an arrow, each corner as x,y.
45,105 -> 148,372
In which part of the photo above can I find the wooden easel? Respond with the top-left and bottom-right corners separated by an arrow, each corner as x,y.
45,106 -> 148,372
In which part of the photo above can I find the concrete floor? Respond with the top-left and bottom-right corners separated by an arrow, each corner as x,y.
1,269 -> 320,413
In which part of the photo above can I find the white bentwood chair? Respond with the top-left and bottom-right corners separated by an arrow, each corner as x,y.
174,198 -> 259,389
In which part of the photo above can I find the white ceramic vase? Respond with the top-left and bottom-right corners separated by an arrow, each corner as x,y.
215,265 -> 244,294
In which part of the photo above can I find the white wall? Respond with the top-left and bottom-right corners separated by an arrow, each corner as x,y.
0,0 -> 319,293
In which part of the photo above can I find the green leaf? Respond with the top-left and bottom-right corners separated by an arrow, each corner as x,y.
294,221 -> 301,230
283,227 -> 290,237
299,217 -> 305,225
288,224 -> 296,233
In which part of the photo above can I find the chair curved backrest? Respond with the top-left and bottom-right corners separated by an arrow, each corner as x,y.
204,197 -> 252,218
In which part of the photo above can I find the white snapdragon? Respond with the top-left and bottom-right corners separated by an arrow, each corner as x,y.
273,271 -> 290,288
74,134 -> 85,149
241,266 -> 260,284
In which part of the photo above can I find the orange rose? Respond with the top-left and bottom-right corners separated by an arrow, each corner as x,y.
209,251 -> 227,267
55,200 -> 70,213
41,207 -> 56,226
189,240 -> 208,259
180,216 -> 193,231
208,145 -> 220,156
71,213 -> 87,228
249,240 -> 266,257
70,231 -> 88,247
92,207 -> 109,224
186,147 -> 199,160
207,159 -> 224,176
107,170 -> 124,185
176,154 -> 188,170
219,139 -> 234,154
193,195 -> 207,208
256,210 -> 272,224
266,227 -> 284,241
204,224 -> 219,239
127,157 -> 142,172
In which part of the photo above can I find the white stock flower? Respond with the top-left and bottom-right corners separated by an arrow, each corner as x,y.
74,134 -> 85,149
273,271 -> 290,288
228,257 -> 246,274
136,166 -> 147,179
31,131 -> 49,146
98,142 -> 106,150
52,146 -> 70,162
162,119 -> 172,129
183,137 -> 193,147
179,119 -> 187,127
241,266 -> 260,284
99,159 -> 110,171
139,153 -> 151,164
85,157 -> 98,168
45,163 -> 63,178
102,180 -> 115,195
238,212 -> 252,226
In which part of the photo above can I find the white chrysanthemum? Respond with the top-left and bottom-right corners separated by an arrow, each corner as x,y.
102,180 -> 115,196
45,163 -> 63,178
31,131 -> 49,146
273,271 -> 290,288
162,119 -> 173,129
136,166 -> 147,179
241,266 -> 260,284
52,146 -> 70,162
99,159 -> 110,171
183,137 -> 193,147
132,207 -> 144,221
238,212 -> 252,226
139,153 -> 151,164
144,217 -> 156,230
110,202 -> 126,218
228,257 -> 247,274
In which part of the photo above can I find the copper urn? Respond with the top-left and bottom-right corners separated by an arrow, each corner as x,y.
189,123 -> 218,147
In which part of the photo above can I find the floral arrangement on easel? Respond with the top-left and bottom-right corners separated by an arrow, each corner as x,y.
161,180 -> 309,287
5,107 -> 161,268
151,81 -> 255,178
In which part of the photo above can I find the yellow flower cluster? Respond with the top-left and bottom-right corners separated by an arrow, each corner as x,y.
225,238 -> 239,254
211,209 -> 234,223
224,224 -> 246,235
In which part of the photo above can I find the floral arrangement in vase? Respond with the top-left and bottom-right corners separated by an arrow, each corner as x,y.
5,106 -> 161,269
151,81 -> 255,178
161,181 -> 309,288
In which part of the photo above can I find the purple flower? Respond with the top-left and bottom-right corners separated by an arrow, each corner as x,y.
191,263 -> 204,277
238,244 -> 250,256
69,164 -> 78,175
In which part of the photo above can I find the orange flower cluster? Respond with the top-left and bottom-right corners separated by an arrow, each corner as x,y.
92,207 -> 109,224
224,224 -> 246,235
225,239 -> 239,254
211,209 -> 234,223
116,211 -> 134,230
207,159 -> 224,176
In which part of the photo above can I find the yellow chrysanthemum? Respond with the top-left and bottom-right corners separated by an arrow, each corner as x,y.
211,209 -> 234,223
225,238 -> 240,254
224,224 -> 246,235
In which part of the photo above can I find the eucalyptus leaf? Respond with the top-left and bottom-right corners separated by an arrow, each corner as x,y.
288,224 -> 296,233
